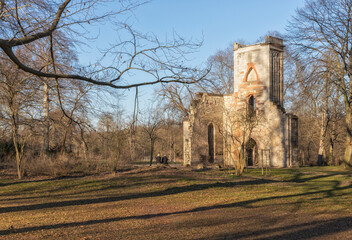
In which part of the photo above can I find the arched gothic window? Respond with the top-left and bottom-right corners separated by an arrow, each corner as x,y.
208,123 -> 215,163
248,96 -> 256,117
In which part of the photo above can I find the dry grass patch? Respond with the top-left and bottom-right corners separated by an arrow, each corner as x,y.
0,166 -> 351,239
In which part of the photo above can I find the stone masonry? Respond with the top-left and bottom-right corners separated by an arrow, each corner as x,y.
183,36 -> 298,168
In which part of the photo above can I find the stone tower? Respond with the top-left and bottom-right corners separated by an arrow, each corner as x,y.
183,36 -> 298,168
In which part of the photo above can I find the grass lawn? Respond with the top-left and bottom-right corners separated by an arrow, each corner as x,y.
0,166 -> 351,239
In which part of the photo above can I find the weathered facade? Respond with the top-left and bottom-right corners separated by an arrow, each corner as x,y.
183,36 -> 298,168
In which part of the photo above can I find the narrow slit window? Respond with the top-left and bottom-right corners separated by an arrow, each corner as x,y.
248,96 -> 256,117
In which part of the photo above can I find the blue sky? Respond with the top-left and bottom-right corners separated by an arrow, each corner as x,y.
133,0 -> 305,60
80,0 -> 306,118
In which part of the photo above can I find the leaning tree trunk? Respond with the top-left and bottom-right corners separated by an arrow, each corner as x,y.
11,113 -> 23,179
344,104 -> 352,168
12,126 -> 22,179
238,135 -> 246,176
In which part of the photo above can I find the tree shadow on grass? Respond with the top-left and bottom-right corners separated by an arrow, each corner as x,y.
0,172 -> 176,197
0,178 -> 277,214
0,168 -> 228,200
0,165 -> 146,188
290,172 -> 350,183
0,195 -> 351,237
0,178 -> 180,203
0,184 -> 351,236
195,216 -> 352,240
0,169 -> 226,201
0,174 -> 91,187
1,170 -> 351,215
0,178 -> 111,198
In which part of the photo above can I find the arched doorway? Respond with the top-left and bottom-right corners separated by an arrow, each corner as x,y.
208,123 -> 215,163
246,138 -> 257,166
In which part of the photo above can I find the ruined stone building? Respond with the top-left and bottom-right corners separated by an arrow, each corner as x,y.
183,36 -> 298,168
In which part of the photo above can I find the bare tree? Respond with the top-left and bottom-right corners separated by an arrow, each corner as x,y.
223,99 -> 263,175
158,83 -> 193,118
0,31 -> 91,178
141,106 -> 164,166
0,54 -> 40,179
203,45 -> 234,94
97,111 -> 126,169
293,59 -> 334,165
0,0 -> 208,90
98,113 -> 115,158
32,33 -> 78,153
286,0 -> 352,166
158,45 -> 235,119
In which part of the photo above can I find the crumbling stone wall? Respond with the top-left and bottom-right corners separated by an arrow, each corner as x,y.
183,93 -> 224,166
184,36 -> 299,168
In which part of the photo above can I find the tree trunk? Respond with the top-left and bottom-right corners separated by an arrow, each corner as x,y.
307,141 -> 312,164
150,140 -> 154,166
129,128 -> 136,162
11,113 -> 22,179
344,105 -> 352,167
168,135 -> 172,162
317,112 -> 326,166
328,117 -> 336,165
12,128 -> 22,179
43,81 -> 50,152
329,141 -> 334,165
239,135 -> 246,175
172,135 -> 176,162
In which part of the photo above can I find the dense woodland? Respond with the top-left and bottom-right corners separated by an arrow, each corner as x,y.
0,0 -> 351,179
